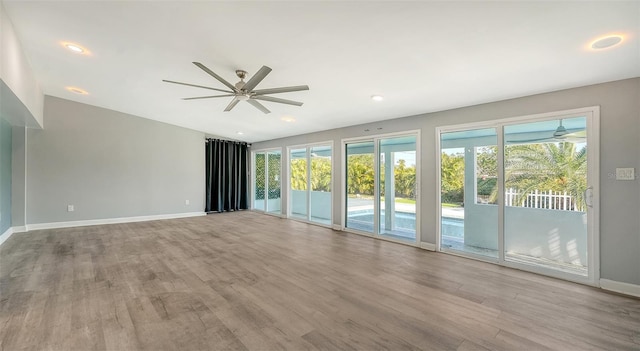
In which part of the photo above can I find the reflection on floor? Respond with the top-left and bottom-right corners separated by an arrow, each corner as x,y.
441,236 -> 498,258
290,213 -> 332,226
506,252 -> 588,276
346,220 -> 416,242
441,236 -> 587,276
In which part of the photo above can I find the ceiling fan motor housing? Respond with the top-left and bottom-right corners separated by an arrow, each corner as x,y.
553,125 -> 567,137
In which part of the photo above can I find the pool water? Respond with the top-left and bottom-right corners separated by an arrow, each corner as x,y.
347,210 -> 464,238
441,217 -> 464,238
347,210 -> 417,230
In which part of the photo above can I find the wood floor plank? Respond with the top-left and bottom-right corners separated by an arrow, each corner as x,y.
1,211 -> 639,350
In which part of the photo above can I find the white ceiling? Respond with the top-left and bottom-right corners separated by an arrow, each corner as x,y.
3,1 -> 639,142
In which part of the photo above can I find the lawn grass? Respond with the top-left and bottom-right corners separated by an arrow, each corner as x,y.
394,197 -> 416,204
441,202 -> 462,208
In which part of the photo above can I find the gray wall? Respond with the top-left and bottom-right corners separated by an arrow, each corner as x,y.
11,126 -> 25,227
252,78 -> 640,286
0,117 -> 11,233
26,96 -> 205,224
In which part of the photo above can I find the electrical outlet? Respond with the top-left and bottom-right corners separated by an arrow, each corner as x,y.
67,205 -> 74,212
616,168 -> 635,180
185,200 -> 190,205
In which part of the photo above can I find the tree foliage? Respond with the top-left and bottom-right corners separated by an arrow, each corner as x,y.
290,158 -> 308,191
346,155 -> 375,195
290,157 -> 333,192
438,142 -> 587,209
505,142 -> 587,209
311,157 -> 332,192
394,159 -> 416,198
441,152 -> 464,203
254,153 -> 282,199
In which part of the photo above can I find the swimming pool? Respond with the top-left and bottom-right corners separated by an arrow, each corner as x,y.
441,217 -> 464,238
347,210 -> 464,238
347,210 -> 417,230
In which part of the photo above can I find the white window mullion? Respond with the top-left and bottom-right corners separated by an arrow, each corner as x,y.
496,126 -> 505,263
373,139 -> 380,236
264,152 -> 269,212
306,147 -> 312,221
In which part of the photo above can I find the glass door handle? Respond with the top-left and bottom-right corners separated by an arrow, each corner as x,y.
584,186 -> 594,208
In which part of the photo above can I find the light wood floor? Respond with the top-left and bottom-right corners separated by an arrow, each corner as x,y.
1,211 -> 639,350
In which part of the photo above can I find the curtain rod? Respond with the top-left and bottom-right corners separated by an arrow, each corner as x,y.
205,138 -> 251,146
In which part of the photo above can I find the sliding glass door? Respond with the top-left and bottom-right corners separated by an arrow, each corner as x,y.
379,136 -> 417,241
345,133 -> 418,243
289,143 -> 332,225
252,149 -> 282,214
438,108 -> 598,283
345,141 -> 375,232
290,148 -> 308,219
504,117 -> 589,275
309,145 -> 332,225
439,128 -> 498,259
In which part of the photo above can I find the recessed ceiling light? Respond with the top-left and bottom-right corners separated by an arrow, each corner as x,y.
65,44 -> 83,53
61,42 -> 90,55
371,95 -> 384,101
66,86 -> 89,95
236,131 -> 244,135
281,116 -> 296,123
590,35 -> 623,50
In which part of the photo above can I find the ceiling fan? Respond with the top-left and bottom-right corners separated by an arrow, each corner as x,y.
163,62 -> 309,114
507,120 -> 586,144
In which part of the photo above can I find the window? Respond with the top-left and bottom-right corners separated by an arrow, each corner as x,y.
252,149 -> 282,214
289,143 -> 332,225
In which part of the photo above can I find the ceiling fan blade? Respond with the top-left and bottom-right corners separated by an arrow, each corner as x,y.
252,85 -> 309,96
182,94 -> 236,100
507,137 -> 555,144
564,130 -> 586,138
252,95 -> 303,106
224,97 -> 240,112
242,66 -> 272,92
193,62 -> 238,92
507,136 -> 587,144
247,99 -> 271,114
162,80 -> 234,93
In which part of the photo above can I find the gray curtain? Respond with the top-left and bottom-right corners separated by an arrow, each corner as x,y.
205,139 -> 249,213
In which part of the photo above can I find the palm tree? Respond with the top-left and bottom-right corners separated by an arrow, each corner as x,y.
504,142 -> 587,210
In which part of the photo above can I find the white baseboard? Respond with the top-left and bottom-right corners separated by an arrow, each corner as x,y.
26,212 -> 206,231
0,227 -> 14,246
419,242 -> 436,251
12,226 -> 27,233
332,224 -> 342,231
600,279 -> 640,298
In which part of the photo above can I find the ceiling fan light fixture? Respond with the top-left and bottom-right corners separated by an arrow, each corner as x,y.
237,94 -> 250,101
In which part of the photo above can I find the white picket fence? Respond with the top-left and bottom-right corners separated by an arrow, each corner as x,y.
505,188 -> 583,211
